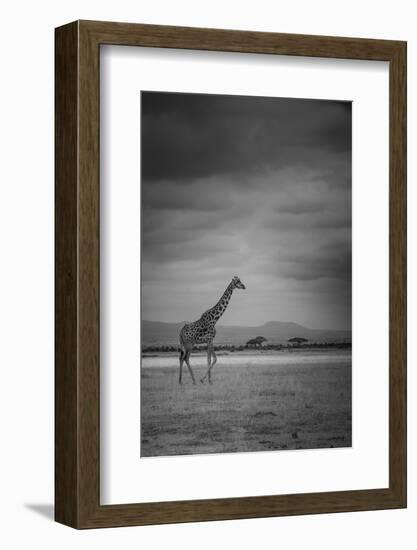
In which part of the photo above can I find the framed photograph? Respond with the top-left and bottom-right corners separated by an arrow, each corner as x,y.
55,20 -> 406,528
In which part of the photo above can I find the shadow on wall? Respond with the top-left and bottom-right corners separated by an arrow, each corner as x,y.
24,503 -> 54,521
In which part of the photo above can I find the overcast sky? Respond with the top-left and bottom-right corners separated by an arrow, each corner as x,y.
141,91 -> 351,330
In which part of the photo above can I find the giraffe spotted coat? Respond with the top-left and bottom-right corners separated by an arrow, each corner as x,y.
178,276 -> 246,384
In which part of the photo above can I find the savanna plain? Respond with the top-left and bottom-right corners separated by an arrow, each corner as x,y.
141,350 -> 352,457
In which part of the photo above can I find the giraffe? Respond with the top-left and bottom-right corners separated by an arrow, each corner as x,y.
178,276 -> 246,385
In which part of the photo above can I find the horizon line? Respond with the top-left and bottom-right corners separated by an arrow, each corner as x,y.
142,319 -> 352,332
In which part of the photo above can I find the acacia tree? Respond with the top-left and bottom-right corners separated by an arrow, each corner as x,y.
288,337 -> 308,347
246,336 -> 267,348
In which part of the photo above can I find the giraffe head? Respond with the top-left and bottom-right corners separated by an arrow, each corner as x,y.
231,275 -> 246,290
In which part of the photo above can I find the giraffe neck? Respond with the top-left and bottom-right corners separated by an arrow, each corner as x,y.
209,282 -> 234,323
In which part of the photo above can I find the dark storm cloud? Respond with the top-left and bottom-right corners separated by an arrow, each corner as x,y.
141,92 -> 352,330
142,179 -> 233,211
141,92 -> 351,182
278,240 -> 352,282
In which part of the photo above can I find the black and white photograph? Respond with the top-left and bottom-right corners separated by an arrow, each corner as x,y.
140,91 -> 352,458
2,2 -> 409,540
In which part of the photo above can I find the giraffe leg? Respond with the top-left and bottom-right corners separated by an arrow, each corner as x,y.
184,350 -> 196,385
207,346 -> 217,384
200,346 -> 212,383
201,343 -> 217,384
179,349 -> 184,384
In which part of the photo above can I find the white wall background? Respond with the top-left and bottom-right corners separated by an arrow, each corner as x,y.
0,0 -> 415,547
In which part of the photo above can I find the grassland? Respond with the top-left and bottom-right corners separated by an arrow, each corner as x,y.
140,351 -> 352,457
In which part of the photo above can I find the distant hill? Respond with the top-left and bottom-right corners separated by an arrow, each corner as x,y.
142,320 -> 351,346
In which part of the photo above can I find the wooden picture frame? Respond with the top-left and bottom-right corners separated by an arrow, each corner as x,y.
55,20 -> 407,529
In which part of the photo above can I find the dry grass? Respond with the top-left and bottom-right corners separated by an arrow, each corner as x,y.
140,354 -> 351,457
